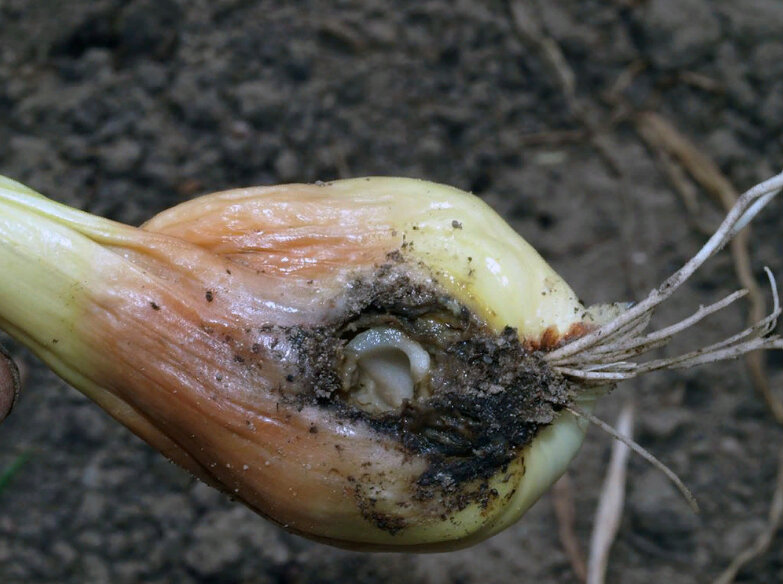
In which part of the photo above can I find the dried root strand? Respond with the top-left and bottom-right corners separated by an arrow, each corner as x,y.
567,405 -> 699,513
557,271 -> 781,383
583,289 -> 749,361
547,171 -> 783,382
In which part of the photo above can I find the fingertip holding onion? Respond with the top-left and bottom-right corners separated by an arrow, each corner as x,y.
0,171 -> 781,550
0,345 -> 20,423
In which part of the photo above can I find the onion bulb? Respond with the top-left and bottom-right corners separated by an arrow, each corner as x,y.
0,172 -> 781,551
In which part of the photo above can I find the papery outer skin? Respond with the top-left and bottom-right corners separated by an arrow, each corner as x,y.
0,175 -> 596,550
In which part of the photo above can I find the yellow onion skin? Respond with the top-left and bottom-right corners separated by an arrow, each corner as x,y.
0,175 -> 597,551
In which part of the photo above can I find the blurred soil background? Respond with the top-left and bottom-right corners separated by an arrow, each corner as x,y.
1,0 -> 783,582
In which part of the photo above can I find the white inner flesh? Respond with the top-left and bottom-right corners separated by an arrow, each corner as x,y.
343,327 -> 431,413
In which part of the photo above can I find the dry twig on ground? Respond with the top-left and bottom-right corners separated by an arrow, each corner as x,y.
551,473 -> 587,582
586,401 -> 634,584
712,451 -> 783,584
507,0 -> 623,174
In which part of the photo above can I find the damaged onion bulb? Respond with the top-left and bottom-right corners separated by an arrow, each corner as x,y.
0,172 -> 782,551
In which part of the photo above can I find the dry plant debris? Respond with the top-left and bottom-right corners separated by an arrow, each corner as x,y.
586,401 -> 634,584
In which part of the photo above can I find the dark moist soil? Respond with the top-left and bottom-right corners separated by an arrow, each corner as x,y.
2,1 -> 783,583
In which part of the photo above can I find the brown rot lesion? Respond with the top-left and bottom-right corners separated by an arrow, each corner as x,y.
523,321 -> 597,353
